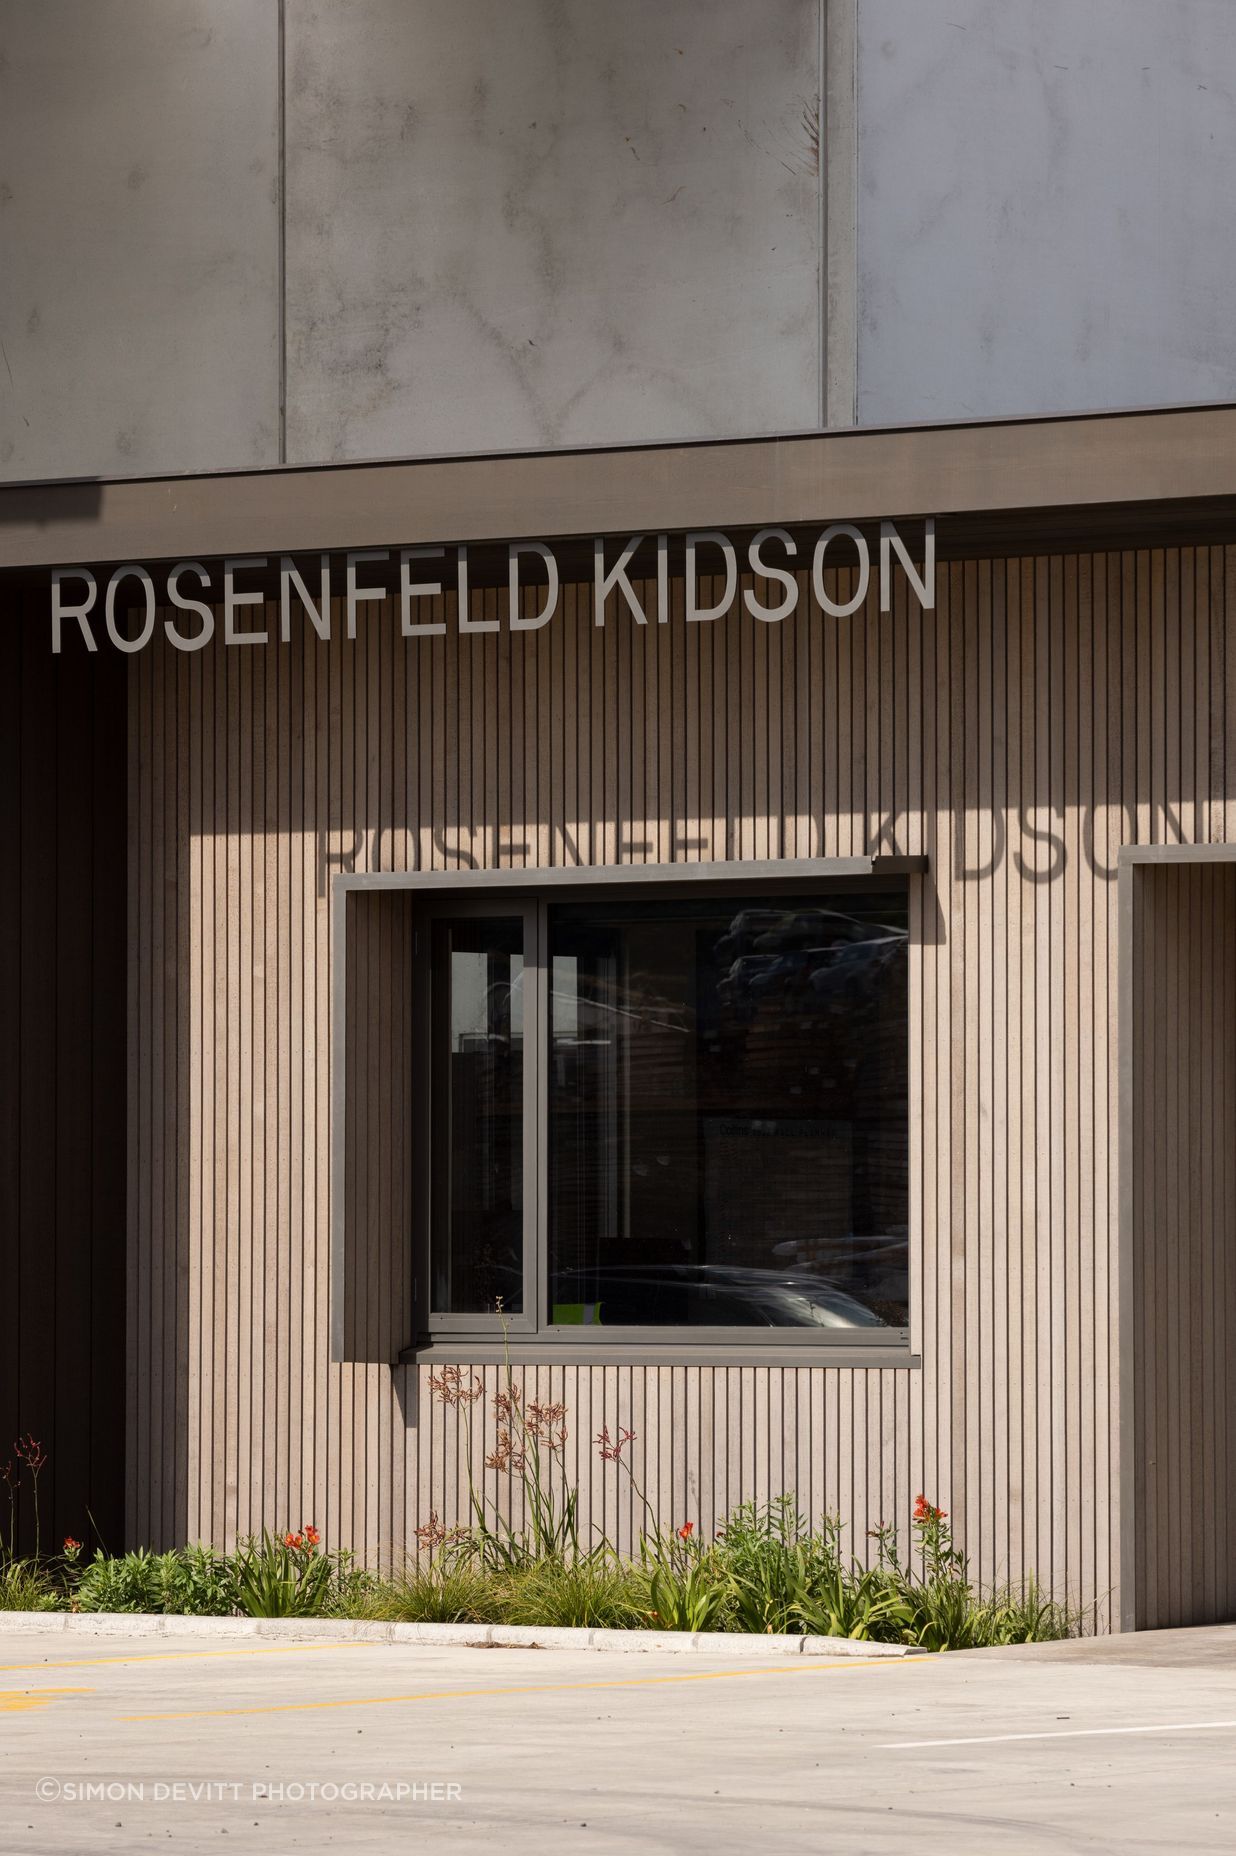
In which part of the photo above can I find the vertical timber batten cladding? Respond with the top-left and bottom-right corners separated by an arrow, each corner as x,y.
121,540 -> 1233,1634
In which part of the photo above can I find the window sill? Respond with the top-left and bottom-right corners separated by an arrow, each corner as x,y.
398,1339 -> 920,1370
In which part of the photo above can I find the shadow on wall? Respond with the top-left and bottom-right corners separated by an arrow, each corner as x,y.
0,482 -> 102,527
0,588 -> 127,1559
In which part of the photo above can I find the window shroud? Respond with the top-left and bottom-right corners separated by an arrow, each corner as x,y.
331,858 -> 921,1367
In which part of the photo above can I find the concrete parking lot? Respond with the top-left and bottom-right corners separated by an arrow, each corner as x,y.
1,1621 -> 1235,1853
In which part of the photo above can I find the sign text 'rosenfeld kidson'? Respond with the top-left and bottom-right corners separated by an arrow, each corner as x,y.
48,520 -> 935,655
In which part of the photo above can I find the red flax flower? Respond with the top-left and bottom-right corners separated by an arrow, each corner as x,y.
413,1511 -> 468,1554
13,1435 -> 47,1474
595,1425 -> 636,1463
428,1366 -> 484,1408
913,1494 -> 946,1523
525,1400 -> 569,1450
677,1521 -> 695,1540
414,1511 -> 448,1552
485,1426 -> 527,1474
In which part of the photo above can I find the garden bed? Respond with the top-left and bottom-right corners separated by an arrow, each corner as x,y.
2,1379 -> 1081,1651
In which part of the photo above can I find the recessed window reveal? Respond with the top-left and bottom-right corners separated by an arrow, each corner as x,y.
48,519 -> 935,654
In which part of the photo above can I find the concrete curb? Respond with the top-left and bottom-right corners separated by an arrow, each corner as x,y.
0,1609 -> 913,1658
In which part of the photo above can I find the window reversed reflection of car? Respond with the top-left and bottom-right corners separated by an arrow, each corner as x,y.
715,911 -> 908,1011
424,889 -> 909,1343
548,1263 -> 891,1329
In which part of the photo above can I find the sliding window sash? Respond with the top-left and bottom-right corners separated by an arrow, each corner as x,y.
414,896 -> 540,1336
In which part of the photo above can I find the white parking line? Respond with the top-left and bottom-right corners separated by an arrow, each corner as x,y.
883,1719 -> 1236,1749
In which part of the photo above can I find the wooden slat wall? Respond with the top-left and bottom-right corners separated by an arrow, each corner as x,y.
1131,862 -> 1236,1628
0,595 -> 127,1557
128,549 -> 1236,1627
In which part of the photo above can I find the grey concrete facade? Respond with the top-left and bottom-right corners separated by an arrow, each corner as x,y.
3,1 -> 1236,481
284,0 -> 823,460
0,0 -> 280,481
857,0 -> 1236,423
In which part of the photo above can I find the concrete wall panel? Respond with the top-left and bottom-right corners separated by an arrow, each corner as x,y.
0,0 -> 279,481
856,0 -> 1236,423
283,0 -> 822,461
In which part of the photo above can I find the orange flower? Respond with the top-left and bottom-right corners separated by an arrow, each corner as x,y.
304,1525 -> 320,1547
677,1521 -> 695,1540
284,1531 -> 304,1549
913,1494 -> 946,1523
63,1536 -> 82,1552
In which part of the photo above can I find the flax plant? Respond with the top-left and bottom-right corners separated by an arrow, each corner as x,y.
426,1309 -> 587,1569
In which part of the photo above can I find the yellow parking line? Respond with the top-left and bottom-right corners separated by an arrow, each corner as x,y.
121,1656 -> 927,1723
0,1687 -> 93,1713
0,1643 -> 386,1674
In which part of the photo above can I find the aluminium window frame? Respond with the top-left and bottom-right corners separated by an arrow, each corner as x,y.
331,856 -> 923,1368
415,895 -> 541,1337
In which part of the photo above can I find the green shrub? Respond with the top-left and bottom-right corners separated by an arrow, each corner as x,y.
74,1548 -> 182,1614
0,1557 -> 58,1611
864,1501 -> 1077,1649
50,1513 -> 1076,1645
712,1497 -> 806,1634
710,1497 -> 856,1636
67,1533 -> 369,1621
70,1543 -> 234,1617
158,1544 -> 237,1616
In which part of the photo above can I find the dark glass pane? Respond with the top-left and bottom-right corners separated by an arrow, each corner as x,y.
547,895 -> 907,1329
431,917 -> 524,1314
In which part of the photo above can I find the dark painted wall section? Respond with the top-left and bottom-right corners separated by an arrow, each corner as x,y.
1130,860 -> 1236,1629
0,596 -> 127,1557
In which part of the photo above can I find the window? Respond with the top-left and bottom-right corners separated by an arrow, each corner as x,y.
415,881 -> 909,1349
430,912 -> 527,1317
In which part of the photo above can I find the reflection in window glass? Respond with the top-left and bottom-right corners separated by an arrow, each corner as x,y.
431,918 -> 524,1314
547,896 -> 907,1329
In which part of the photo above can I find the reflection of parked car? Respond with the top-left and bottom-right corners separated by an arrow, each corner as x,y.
550,1262 -> 889,1329
752,909 -> 881,954
717,953 -> 778,1001
716,927 -> 907,1011
715,910 -> 793,961
807,935 -> 906,1005
770,1233 -> 909,1312
747,951 -> 818,994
